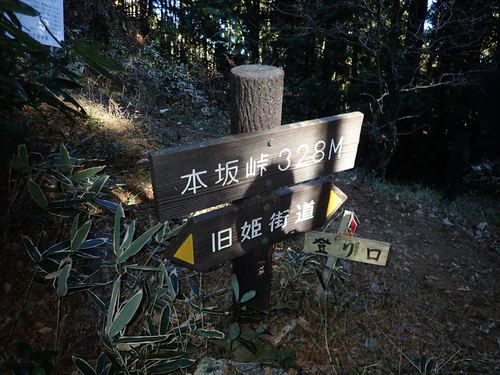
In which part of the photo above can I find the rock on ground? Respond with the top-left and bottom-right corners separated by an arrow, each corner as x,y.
194,357 -> 289,375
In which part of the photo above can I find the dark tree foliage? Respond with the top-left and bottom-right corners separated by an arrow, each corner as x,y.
42,0 -> 500,186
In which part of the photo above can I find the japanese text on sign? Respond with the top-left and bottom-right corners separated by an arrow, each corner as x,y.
304,233 -> 391,266
150,112 -> 363,220
180,138 -> 343,196
167,178 -> 346,271
210,200 -> 316,252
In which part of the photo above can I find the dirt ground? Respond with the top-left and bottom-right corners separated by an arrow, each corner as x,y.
1,106 -> 499,374
269,180 -> 500,373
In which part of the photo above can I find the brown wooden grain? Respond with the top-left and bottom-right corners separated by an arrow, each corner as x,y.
165,177 -> 336,272
149,111 -> 363,221
229,64 -> 284,312
230,65 -> 284,134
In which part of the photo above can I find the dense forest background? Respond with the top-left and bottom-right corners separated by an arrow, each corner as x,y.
62,0 -> 499,193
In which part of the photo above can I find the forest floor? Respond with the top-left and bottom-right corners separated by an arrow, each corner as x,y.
1,98 -> 499,374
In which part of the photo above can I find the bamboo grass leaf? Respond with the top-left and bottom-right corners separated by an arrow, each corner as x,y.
195,329 -> 225,339
239,290 -> 256,304
117,223 -> 162,263
71,220 -> 92,251
56,263 -> 72,297
113,204 -> 125,258
231,274 -> 239,301
107,289 -> 143,338
120,220 -> 136,251
106,277 -> 121,333
27,178 -> 48,209
72,356 -> 96,375
22,236 -> 41,263
72,166 -> 106,183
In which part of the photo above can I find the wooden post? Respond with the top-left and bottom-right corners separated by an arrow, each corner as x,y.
230,65 -> 284,135
230,64 -> 284,311
315,210 -> 352,299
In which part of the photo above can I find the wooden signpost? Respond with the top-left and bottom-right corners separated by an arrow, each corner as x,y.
149,64 -> 364,311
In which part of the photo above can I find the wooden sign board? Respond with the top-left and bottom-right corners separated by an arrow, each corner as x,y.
304,232 -> 390,266
165,179 -> 347,272
149,112 -> 363,220
16,0 -> 64,48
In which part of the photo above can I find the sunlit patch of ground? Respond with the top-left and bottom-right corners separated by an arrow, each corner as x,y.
79,97 -> 151,161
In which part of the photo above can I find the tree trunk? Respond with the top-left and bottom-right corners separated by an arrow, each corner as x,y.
243,0 -> 261,63
406,0 -> 427,74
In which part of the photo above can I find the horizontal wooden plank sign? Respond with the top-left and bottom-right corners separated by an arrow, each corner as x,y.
165,178 -> 347,272
149,112 -> 363,220
304,232 -> 390,266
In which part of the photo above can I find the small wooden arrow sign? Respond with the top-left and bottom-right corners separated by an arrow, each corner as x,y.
165,179 -> 347,272
304,232 -> 390,266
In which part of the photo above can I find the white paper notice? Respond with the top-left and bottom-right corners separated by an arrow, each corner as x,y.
16,0 -> 64,48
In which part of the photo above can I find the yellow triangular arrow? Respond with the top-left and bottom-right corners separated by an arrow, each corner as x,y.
326,186 -> 347,218
173,234 -> 194,265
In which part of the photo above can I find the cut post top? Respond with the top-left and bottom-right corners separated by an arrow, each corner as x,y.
231,64 -> 284,79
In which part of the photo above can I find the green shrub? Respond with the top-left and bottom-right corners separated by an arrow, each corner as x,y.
0,0 -> 121,117
11,143 -> 117,217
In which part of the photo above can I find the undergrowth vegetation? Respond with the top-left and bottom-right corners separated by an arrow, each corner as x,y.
79,40 -> 231,143
6,144 -> 339,374
2,40 -> 498,375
